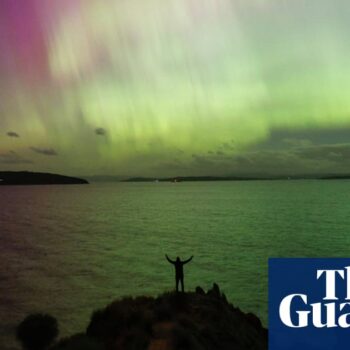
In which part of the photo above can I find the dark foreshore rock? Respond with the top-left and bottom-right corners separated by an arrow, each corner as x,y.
0,171 -> 88,185
44,284 -> 267,350
16,313 -> 58,350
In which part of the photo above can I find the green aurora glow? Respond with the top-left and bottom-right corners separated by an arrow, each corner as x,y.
1,0 -> 350,176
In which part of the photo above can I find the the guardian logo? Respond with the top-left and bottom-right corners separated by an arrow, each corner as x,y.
280,267 -> 350,328
269,258 -> 350,350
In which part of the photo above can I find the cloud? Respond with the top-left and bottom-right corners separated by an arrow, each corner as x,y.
282,138 -> 313,148
186,142 -> 350,176
0,151 -> 33,164
191,153 -> 217,168
6,131 -> 19,138
153,159 -> 190,174
95,128 -> 107,136
258,128 -> 350,151
295,144 -> 350,162
30,147 -> 58,156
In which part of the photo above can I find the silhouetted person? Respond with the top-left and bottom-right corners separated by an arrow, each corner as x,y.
165,254 -> 193,292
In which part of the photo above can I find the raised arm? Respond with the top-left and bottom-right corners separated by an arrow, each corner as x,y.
165,254 -> 175,264
183,256 -> 194,264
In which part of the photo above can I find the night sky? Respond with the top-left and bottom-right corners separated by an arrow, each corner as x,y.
1,0 -> 350,177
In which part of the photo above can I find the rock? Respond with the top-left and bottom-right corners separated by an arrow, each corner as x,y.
16,313 -> 58,350
207,283 -> 221,298
85,285 -> 267,350
195,286 -> 205,295
17,286 -> 267,350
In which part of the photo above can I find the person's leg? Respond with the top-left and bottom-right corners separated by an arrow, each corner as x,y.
181,276 -> 184,292
176,277 -> 179,292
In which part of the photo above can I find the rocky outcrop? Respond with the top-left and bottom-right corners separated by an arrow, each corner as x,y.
53,284 -> 267,350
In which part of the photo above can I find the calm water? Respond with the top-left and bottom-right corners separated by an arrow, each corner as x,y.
1,181 -> 350,349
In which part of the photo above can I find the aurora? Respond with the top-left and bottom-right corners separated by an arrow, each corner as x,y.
0,0 -> 349,177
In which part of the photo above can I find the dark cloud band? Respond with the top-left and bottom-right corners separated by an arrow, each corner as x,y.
0,151 -> 32,164
95,128 -> 107,136
30,147 -> 58,156
7,131 -> 19,138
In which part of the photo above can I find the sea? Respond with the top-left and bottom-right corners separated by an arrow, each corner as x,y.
1,180 -> 350,349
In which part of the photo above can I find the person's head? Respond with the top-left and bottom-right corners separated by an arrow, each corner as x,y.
176,257 -> 180,262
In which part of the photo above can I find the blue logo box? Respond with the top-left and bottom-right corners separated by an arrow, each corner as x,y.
269,258 -> 350,350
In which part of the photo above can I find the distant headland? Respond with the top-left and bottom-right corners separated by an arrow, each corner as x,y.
123,176 -> 272,182
0,171 -> 88,186
123,175 -> 350,182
